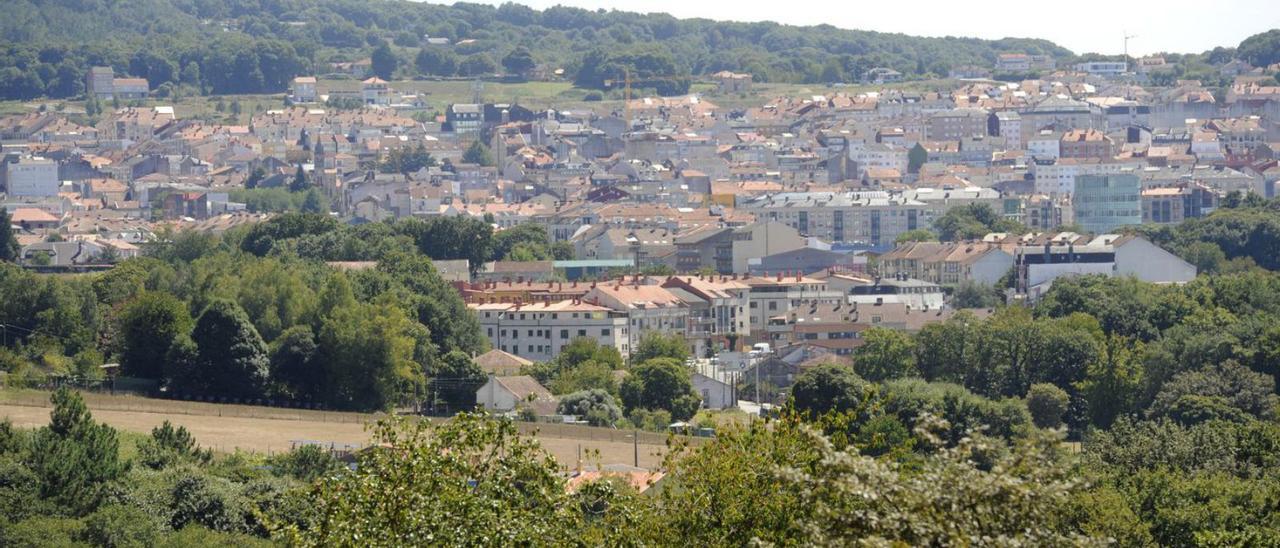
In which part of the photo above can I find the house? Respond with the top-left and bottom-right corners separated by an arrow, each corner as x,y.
877,241 -> 1014,286
471,299 -> 631,362
712,71 -> 753,93
473,349 -> 533,377
476,375 -> 558,416
290,77 -> 318,103
361,77 -> 393,106
7,207 -> 61,231
692,373 -> 734,410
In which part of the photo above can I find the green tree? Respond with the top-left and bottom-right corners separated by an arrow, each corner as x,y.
791,363 -> 875,418
853,327 -> 916,382
137,420 -> 212,470
180,300 -> 270,399
462,139 -> 494,166
269,326 -> 320,401
631,331 -> 689,364
0,207 -> 19,262
317,302 -> 428,411
370,42 -> 398,80
907,142 -> 928,174
619,358 -> 701,420
952,279 -> 1000,308
1026,383 -> 1070,428
270,415 -> 580,546
267,444 -> 343,482
894,228 -> 935,244
116,292 -> 193,379
26,389 -> 127,515
83,505 -> 164,548
932,203 -> 1024,242
288,165 -> 309,193
557,389 -> 622,427
415,47 -> 457,77
428,350 -> 486,412
502,47 -> 536,76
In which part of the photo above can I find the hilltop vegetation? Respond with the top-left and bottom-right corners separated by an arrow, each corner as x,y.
0,0 -> 1075,100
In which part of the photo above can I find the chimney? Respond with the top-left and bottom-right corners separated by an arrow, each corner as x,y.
776,271 -> 783,282
517,276 -> 524,284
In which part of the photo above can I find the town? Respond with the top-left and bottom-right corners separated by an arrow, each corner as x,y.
2,1 -> 1280,545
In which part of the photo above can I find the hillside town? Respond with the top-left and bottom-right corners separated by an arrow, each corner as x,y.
6,56 -> 1280,413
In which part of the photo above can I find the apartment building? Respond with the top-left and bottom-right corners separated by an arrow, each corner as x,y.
1073,174 -> 1142,233
1059,129 -> 1113,160
471,300 -> 631,362
877,241 -> 1014,286
1032,158 -> 1142,195
743,274 -> 844,335
928,108 -> 989,141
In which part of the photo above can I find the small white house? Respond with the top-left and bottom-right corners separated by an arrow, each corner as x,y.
692,373 -> 734,410
476,375 -> 558,415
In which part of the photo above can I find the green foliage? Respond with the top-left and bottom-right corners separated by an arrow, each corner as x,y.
1237,29 -> 1280,67
271,414 -> 577,546
1026,383 -> 1070,428
791,363 -> 875,418
619,358 -> 701,420
137,421 -> 212,470
1147,361 -> 1277,424
427,350 -> 485,412
82,505 -> 163,548
952,279 -> 1001,308
907,142 -> 928,174
894,227 -> 935,244
932,203 -> 1025,241
116,292 -> 192,379
379,142 -> 436,174
415,47 -> 457,76
172,300 -> 270,399
369,42 -> 398,80
26,389 -> 127,516
853,327 -> 917,382
267,445 -> 343,483
630,331 -> 689,364
462,139 -> 494,167
557,389 -> 623,427
0,207 -> 19,262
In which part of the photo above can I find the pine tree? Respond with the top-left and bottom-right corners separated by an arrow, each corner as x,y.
189,300 -> 270,399
289,164 -> 310,193
27,389 -> 127,515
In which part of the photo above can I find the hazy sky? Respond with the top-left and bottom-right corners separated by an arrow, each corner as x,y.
459,0 -> 1279,55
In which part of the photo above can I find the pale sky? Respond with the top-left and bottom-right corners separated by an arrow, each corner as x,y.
458,0 -> 1279,56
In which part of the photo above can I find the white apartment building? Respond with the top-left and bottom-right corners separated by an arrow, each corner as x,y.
1075,61 -> 1128,76
471,300 -> 631,362
5,156 -> 59,197
1032,158 -> 1142,195
582,283 -> 690,355
744,275 -> 844,333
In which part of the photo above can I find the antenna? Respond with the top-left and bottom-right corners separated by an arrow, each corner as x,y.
1123,31 -> 1138,64
471,79 -> 484,104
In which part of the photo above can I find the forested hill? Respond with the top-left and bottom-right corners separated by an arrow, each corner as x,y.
0,0 -> 1071,100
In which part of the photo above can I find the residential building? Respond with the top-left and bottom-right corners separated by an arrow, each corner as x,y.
1073,174 -> 1141,233
583,282 -> 689,355
475,375 -> 558,415
290,77 -> 318,103
1141,184 -> 1218,224
361,77 -> 393,106
1015,233 -> 1195,299
1059,129 -> 1113,160
877,241 -> 1014,286
712,71 -> 753,93
470,300 -> 631,362
5,156 -> 59,197
744,274 -> 844,334
730,221 -> 806,274
1075,61 -> 1128,76
87,67 -> 114,98
928,109 -> 989,141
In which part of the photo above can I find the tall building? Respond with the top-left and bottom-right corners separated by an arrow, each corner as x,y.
87,67 -> 114,98
1073,174 -> 1141,233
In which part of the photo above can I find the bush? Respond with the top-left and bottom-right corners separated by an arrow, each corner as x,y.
82,505 -> 163,548
268,445 -> 343,482
0,516 -> 84,548
557,389 -> 623,427
583,91 -> 603,101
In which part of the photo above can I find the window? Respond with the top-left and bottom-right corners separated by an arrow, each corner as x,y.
602,328 -> 611,336
768,302 -> 777,311
578,329 -> 587,337
560,329 -> 569,339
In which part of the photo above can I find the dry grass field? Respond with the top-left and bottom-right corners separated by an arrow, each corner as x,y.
0,389 -> 677,469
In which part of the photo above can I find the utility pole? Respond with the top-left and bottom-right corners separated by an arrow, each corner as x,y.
1123,31 -> 1138,67
633,428 -> 639,467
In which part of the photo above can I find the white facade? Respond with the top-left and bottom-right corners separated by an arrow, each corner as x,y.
1027,134 -> 1061,161
1112,236 -> 1197,283
5,157 -> 59,197
1033,159 -> 1141,195
1075,62 -> 1128,76
692,373 -> 734,410
471,301 -> 631,362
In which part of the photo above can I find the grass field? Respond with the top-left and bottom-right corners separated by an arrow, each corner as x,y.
0,389 -> 677,468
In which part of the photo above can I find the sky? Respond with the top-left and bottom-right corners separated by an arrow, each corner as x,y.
457,0 -> 1279,56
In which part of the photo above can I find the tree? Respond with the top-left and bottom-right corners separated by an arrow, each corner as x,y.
458,53 -> 498,77
317,302 -> 428,411
853,327 -> 916,382
415,47 -> 457,77
116,292 -> 194,379
179,300 -> 270,399
631,331 -> 689,365
137,420 -> 212,469
907,142 -> 928,174
269,326 -> 320,401
932,203 -> 1024,241
301,188 -> 326,214
791,363 -> 876,418
462,139 -> 494,166
0,207 -> 19,262
1147,360 -> 1278,424
619,358 -> 701,420
271,415 -> 580,546
245,167 -> 265,190
83,505 -> 164,548
952,279 -> 1000,308
1026,383 -> 1070,428
502,47 -> 536,76
429,350 -> 486,412
894,228 -> 935,244
557,389 -> 622,427
288,165 -> 309,193
370,42 -> 398,80
267,444 -> 343,482
26,389 -> 127,515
